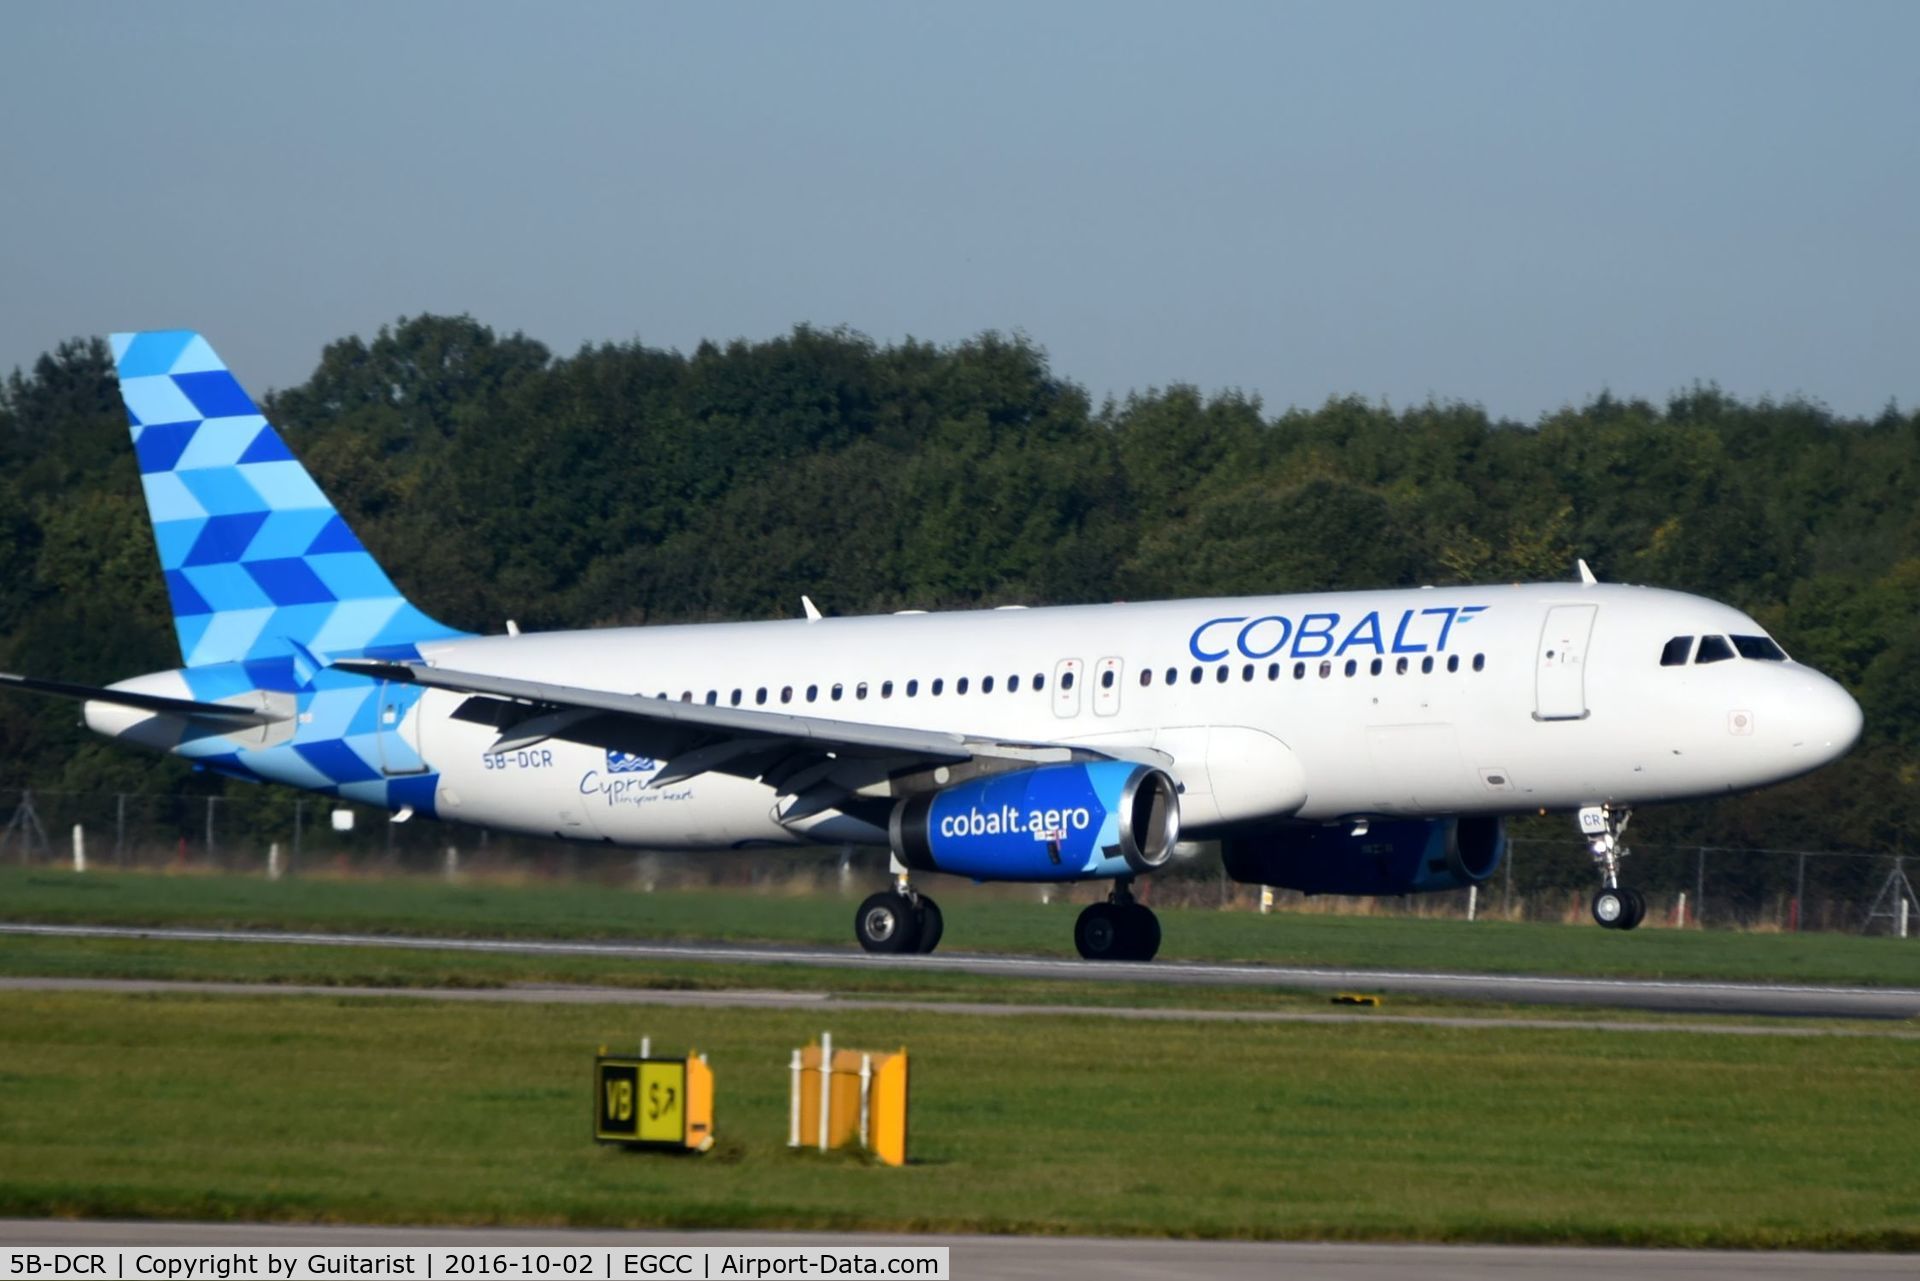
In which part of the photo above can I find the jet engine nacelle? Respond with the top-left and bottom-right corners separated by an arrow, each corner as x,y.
1220,816 -> 1506,897
892,761 -> 1181,882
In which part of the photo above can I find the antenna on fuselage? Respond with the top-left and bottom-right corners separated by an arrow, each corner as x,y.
1576,559 -> 1598,585
802,596 -> 823,623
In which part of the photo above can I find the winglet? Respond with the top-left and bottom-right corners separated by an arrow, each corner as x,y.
1576,558 -> 1598,585
802,595 -> 823,623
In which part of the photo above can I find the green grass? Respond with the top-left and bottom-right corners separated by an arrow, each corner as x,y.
0,989 -> 1915,1247
3,933 -> 1914,1035
4,866 -> 1918,987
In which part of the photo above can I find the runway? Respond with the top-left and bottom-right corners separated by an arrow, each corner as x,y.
3,1220 -> 1912,1280
5,975 -> 1916,1039
6,921 -> 1919,1020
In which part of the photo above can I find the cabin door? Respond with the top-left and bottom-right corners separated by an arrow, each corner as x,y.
1535,605 -> 1598,721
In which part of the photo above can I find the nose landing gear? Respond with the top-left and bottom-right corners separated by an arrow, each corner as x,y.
1073,880 -> 1161,961
1582,805 -> 1646,930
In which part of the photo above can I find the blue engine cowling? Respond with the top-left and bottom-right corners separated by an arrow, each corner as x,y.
892,761 -> 1182,882
1220,817 -> 1505,896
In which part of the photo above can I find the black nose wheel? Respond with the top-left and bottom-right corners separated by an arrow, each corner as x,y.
854,890 -> 923,953
1592,886 -> 1647,930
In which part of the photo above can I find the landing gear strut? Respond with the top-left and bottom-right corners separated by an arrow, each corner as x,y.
1581,805 -> 1646,930
1074,880 -> 1161,961
854,870 -> 943,954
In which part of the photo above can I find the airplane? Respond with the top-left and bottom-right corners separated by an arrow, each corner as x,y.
0,331 -> 1864,960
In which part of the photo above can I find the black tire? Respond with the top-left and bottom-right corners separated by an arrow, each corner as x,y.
1619,887 -> 1647,931
1074,901 -> 1125,960
915,897 -> 944,954
855,891 -> 922,953
1123,903 -> 1161,962
1591,887 -> 1629,929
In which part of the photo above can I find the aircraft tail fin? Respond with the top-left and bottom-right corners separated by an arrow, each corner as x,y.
109,330 -> 466,668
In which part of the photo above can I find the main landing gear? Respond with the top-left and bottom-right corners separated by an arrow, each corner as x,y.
854,873 -> 943,955
1073,880 -> 1161,962
1581,804 -> 1646,930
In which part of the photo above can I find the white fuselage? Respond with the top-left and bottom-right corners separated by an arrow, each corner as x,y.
366,582 -> 1860,849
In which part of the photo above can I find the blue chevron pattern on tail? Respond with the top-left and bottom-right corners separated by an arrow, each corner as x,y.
109,331 -> 468,667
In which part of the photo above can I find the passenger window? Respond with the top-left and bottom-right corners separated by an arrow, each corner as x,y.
1733,634 -> 1787,661
1369,658 -> 1382,676
806,684 -> 818,702
1101,670 -> 1115,689
982,676 -> 995,694
1660,636 -> 1694,667
1696,635 -> 1735,664
1190,666 -> 1203,684
1395,657 -> 1408,675
1267,662 -> 1280,680
957,677 -> 970,695
932,678 -> 944,696
857,682 -> 869,700
730,689 -> 742,706
1421,656 -> 1433,674
1165,667 -> 1177,685
1140,669 -> 1153,687
881,680 -> 894,699
1472,653 -> 1486,672
1216,666 -> 1229,683
1344,659 -> 1357,677
1034,674 -> 1046,692
1009,674 -> 1021,692
1318,660 -> 1331,678
906,679 -> 918,697
781,686 -> 793,704
1241,663 -> 1254,682
1061,672 -> 1075,690
705,691 -> 718,705
755,688 -> 767,705
680,691 -> 692,703
1294,662 -> 1306,680
1447,655 -> 1459,673
831,684 -> 844,701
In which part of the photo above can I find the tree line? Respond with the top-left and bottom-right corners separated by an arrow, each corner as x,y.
1,315 -> 1915,863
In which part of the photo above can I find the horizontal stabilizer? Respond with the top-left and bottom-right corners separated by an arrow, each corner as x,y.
0,671 -> 286,725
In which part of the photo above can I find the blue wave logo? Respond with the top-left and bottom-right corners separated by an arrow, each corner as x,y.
605,750 -> 657,775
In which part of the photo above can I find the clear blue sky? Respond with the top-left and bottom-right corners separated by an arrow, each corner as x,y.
3,1 -> 1914,421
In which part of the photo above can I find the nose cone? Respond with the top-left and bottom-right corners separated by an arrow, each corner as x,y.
1792,672 -> 1863,765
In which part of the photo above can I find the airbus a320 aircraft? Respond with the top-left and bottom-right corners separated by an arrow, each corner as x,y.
0,332 -> 1864,960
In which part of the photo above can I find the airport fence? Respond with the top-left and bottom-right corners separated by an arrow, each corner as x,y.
0,787 -> 1914,935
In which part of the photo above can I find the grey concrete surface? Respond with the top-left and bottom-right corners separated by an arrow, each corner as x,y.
6,921 -> 1918,1020
0,1220 -> 1912,1280
3,976 -> 1915,1040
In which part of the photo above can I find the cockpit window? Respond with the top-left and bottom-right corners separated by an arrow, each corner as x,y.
1732,634 -> 1788,661
1695,635 -> 1735,664
1660,636 -> 1693,667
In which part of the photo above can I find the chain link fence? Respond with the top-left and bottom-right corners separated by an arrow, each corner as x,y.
2,787 -> 1915,935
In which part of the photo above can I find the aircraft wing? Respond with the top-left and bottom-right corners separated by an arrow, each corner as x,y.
334,658 -> 1126,821
0,671 -> 286,726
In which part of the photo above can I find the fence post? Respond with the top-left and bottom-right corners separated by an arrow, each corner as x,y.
1794,852 -> 1806,932
72,824 -> 85,873
115,793 -> 126,865
1695,847 -> 1706,929
205,797 -> 218,861
1503,848 -> 1513,917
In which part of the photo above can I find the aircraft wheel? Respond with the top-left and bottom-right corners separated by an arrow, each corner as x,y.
1591,887 -> 1630,930
1123,903 -> 1161,962
1619,887 -> 1647,931
915,896 -> 945,954
855,891 -> 922,953
1074,901 -> 1126,960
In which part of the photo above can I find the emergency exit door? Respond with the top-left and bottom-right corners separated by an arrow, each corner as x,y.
1535,604 -> 1597,721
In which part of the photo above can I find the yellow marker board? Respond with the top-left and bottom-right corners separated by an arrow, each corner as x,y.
595,1054 -> 714,1151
